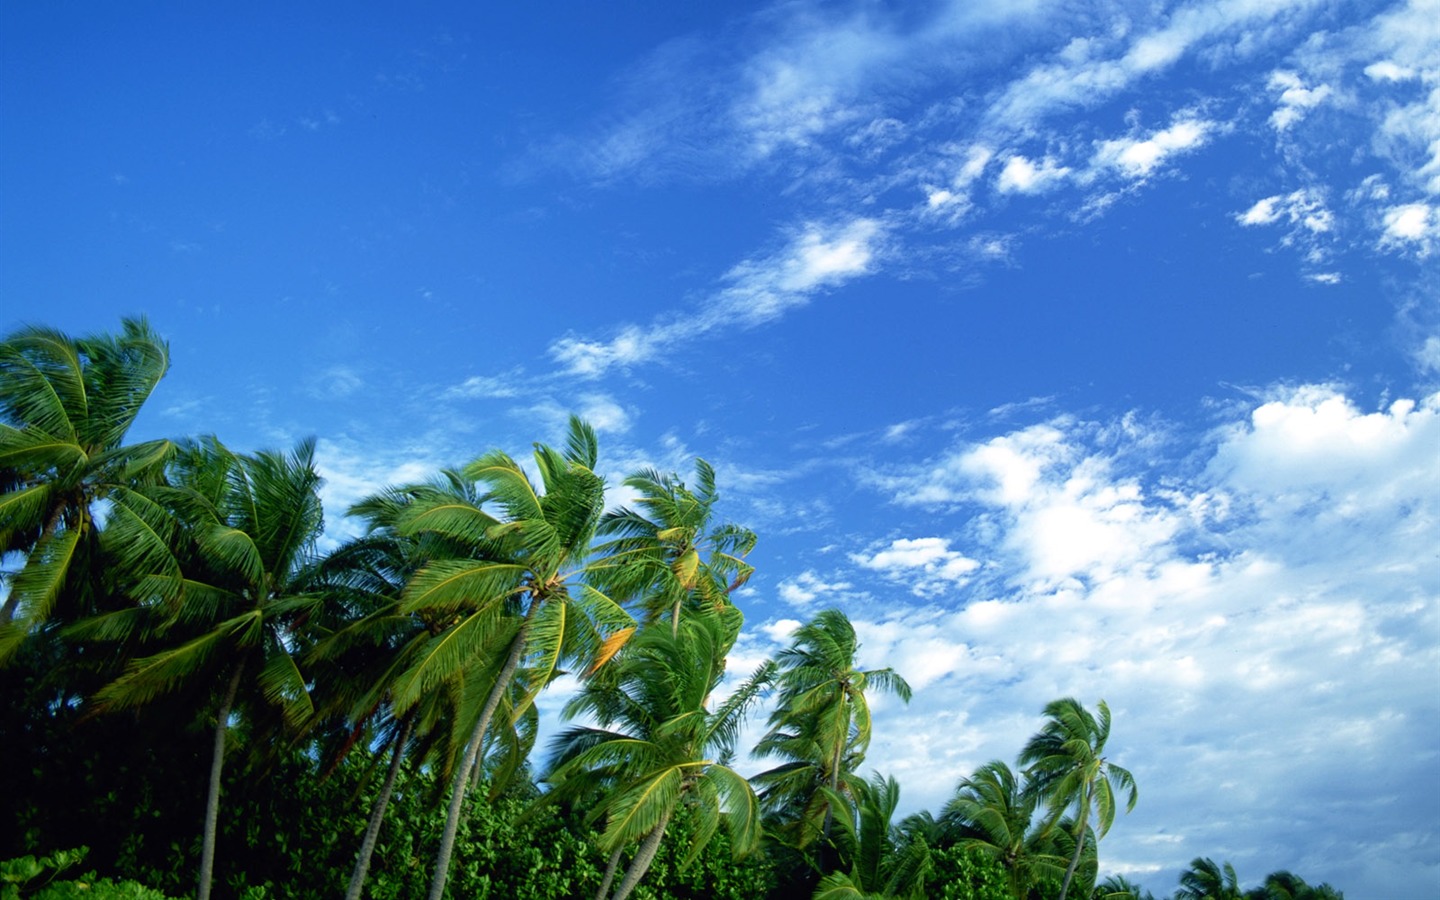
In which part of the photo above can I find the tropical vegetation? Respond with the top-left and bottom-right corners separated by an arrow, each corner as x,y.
0,320 -> 1342,899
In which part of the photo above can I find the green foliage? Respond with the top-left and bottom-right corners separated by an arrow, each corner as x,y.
1,848 -> 177,900
926,845 -> 1013,900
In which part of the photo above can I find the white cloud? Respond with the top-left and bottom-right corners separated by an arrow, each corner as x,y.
306,365 -> 364,400
1236,190 -> 1332,232
550,217 -> 884,377
1380,202 -> 1438,253
995,154 -> 1071,194
1092,118 -> 1213,179
1267,70 -> 1333,131
776,569 -> 853,607
851,537 -> 981,597
442,371 -> 523,400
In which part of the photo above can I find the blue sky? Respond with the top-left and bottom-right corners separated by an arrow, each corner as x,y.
3,1 -> 1438,896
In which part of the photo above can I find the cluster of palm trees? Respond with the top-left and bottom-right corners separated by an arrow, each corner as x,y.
1,318 -> 917,899
17,319 -> 1337,900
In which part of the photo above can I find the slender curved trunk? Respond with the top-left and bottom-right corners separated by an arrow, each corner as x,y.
426,599 -> 540,900
344,715 -> 413,900
593,846 -> 624,900
1056,782 -> 1092,900
198,662 -> 244,900
670,598 -> 681,638
607,808 -> 673,900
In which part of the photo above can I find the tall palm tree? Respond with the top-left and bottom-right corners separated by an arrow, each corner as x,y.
0,318 -> 173,658
91,437 -> 326,900
1175,857 -> 1244,900
546,608 -> 773,900
303,482 -> 469,900
1018,698 -> 1138,900
394,418 -> 634,900
942,759 -> 1067,900
753,609 -> 911,857
592,459 -> 756,637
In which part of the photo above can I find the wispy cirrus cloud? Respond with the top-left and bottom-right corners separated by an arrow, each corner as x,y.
549,216 -> 885,377
509,0 -> 1438,393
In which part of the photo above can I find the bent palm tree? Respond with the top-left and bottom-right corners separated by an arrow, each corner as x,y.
814,772 -> 932,900
546,608 -> 773,900
0,318 -> 173,658
753,608 -> 911,857
592,459 -> 756,637
92,437 -> 325,900
1018,698 -> 1138,900
1175,857 -> 1243,900
942,759 -> 1067,900
396,418 -> 634,900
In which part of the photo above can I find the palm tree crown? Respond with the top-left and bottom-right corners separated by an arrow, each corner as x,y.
1018,698 -> 1138,900
547,606 -> 773,900
0,317 -> 173,657
753,608 -> 912,852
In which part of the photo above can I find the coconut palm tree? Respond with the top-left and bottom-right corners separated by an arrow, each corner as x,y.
91,437 -> 326,900
303,481 -> 472,900
752,609 -> 911,857
942,759 -> 1067,900
812,772 -> 932,900
545,607 -> 773,900
592,459 -> 756,637
0,318 -> 173,658
1175,857 -> 1244,900
394,417 -> 635,900
1018,698 -> 1138,900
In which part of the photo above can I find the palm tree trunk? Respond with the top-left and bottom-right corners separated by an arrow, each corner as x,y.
198,662 -> 244,900
426,601 -> 539,900
1056,783 -> 1092,900
344,715 -> 413,900
607,808 -> 673,900
593,846 -> 624,900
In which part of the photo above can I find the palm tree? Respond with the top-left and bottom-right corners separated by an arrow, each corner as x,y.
942,759 -> 1067,900
753,608 -> 911,857
303,483 -> 466,900
1093,873 -> 1155,900
1247,870 -> 1344,900
546,608 -> 773,900
813,772 -> 932,900
393,417 -> 635,900
1018,698 -> 1138,900
91,437 -> 326,900
0,318 -> 173,658
1175,857 -> 1244,900
592,459 -> 756,637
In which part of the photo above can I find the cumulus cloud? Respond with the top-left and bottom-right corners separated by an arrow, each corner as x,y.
1380,202 -> 1438,253
777,569 -> 853,607
995,154 -> 1071,194
851,536 -> 981,596
839,385 -> 1440,893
